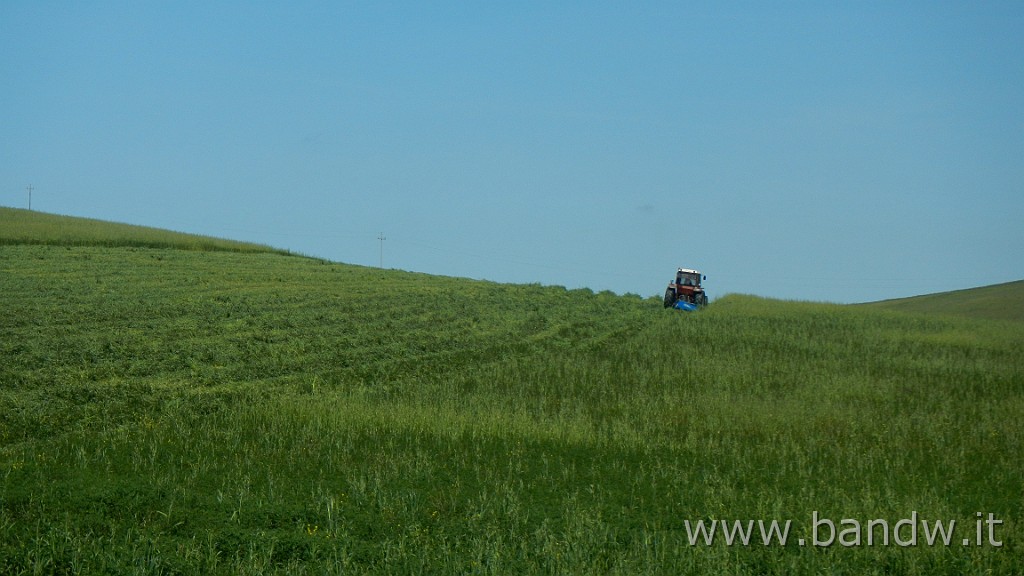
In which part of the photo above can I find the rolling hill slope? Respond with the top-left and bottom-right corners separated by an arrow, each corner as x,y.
865,280 -> 1024,323
2,210 -> 1023,574
0,206 -> 286,254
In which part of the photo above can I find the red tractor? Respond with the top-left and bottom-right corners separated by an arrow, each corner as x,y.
664,268 -> 708,309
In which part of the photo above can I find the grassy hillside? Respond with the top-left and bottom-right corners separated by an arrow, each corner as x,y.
0,207 -> 287,254
865,280 -> 1024,323
2,215 -> 1023,574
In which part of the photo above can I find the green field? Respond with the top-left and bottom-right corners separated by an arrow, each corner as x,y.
865,280 -> 1024,323
2,208 -> 1022,574
0,207 -> 286,255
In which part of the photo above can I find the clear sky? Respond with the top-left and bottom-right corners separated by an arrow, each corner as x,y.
3,2 -> 1022,303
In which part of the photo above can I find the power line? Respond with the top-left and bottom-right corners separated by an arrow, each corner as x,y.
377,232 -> 386,268
26,184 -> 33,210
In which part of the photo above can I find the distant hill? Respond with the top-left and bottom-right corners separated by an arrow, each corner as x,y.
0,207 -> 288,255
864,280 -> 1024,323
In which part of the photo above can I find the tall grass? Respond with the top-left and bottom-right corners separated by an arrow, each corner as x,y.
2,243 -> 1022,574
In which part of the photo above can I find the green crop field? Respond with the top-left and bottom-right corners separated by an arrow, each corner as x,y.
865,280 -> 1024,324
2,208 -> 1022,574
0,207 -> 287,255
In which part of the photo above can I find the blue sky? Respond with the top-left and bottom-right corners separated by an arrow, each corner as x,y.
3,2 -> 1022,303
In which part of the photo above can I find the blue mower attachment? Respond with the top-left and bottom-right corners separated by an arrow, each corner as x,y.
673,300 -> 698,312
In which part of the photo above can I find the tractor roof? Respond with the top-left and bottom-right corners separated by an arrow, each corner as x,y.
677,268 -> 701,274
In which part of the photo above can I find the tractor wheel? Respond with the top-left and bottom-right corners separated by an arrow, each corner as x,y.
699,293 -> 708,307
663,288 -> 677,308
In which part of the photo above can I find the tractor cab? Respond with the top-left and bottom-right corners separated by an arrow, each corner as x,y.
675,268 -> 702,288
664,268 -> 708,309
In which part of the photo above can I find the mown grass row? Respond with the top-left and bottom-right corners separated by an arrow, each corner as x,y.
0,244 -> 645,441
2,243 -> 1023,574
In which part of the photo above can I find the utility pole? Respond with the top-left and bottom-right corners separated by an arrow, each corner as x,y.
26,184 -> 33,210
377,233 -> 386,268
